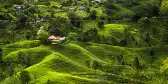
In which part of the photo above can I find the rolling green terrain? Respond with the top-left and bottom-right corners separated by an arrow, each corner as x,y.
1,0 -> 168,84
1,40 -> 168,84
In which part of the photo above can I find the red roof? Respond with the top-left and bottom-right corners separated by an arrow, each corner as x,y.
48,36 -> 61,40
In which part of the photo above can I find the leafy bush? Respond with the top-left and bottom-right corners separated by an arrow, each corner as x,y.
49,16 -> 70,36
117,53 -> 125,65
133,57 -> 140,69
20,70 -> 31,84
18,52 -> 32,67
0,48 -> 2,62
98,21 -> 104,29
68,12 -> 81,28
85,60 -> 91,68
82,28 -> 98,42
89,10 -> 97,20
67,32 -> 79,42
36,25 -> 50,44
92,60 -> 102,70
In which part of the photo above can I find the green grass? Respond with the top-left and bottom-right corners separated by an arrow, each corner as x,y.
81,20 -> 98,30
4,40 -> 40,48
2,40 -> 168,84
2,40 -> 41,58
4,46 -> 51,65
98,24 -> 128,38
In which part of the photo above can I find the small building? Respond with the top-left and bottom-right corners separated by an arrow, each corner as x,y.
48,35 -> 66,43
48,35 -> 61,40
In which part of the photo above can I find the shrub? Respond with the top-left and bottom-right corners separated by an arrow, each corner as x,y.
37,26 -> 50,44
82,28 -> 98,42
149,49 -> 155,57
0,48 -> 2,62
149,48 -> 155,65
133,57 -> 140,69
131,15 -> 141,23
49,16 -> 70,36
89,10 -> 97,20
67,32 -> 79,42
92,60 -> 102,70
117,53 -> 125,65
20,70 -> 31,84
7,64 -> 14,76
119,38 -> 127,47
4,41 -> 10,45
68,12 -> 81,28
98,21 -> 104,29
18,52 -> 32,67
47,79 -> 51,84
26,32 -> 31,40
85,60 -> 91,68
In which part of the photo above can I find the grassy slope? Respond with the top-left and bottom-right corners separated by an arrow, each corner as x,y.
98,24 -> 128,38
1,40 -> 168,84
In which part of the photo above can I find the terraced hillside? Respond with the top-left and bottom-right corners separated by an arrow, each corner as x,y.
0,40 -> 168,84
0,0 -> 168,84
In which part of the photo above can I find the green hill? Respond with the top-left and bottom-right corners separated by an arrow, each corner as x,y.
0,0 -> 168,84
0,40 -> 168,84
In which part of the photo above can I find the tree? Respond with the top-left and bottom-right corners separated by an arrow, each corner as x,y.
149,49 -> 155,66
138,18 -> 152,47
16,14 -> 28,28
117,53 -> 125,65
7,64 -> 14,76
119,38 -> 127,47
98,21 -> 104,28
144,32 -> 151,47
37,25 -> 50,44
85,60 -> 91,68
67,32 -> 79,43
122,27 -> 135,47
18,52 -> 32,67
47,79 -> 51,84
49,16 -> 69,36
89,10 -> 97,20
161,20 -> 168,45
0,48 -> 2,62
20,70 -> 31,84
133,57 -> 140,69
131,14 -> 141,23
26,32 -> 31,40
68,12 -> 81,28
92,60 -> 102,70
82,28 -> 98,42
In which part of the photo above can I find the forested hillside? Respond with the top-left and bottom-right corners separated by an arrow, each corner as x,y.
0,0 -> 168,84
